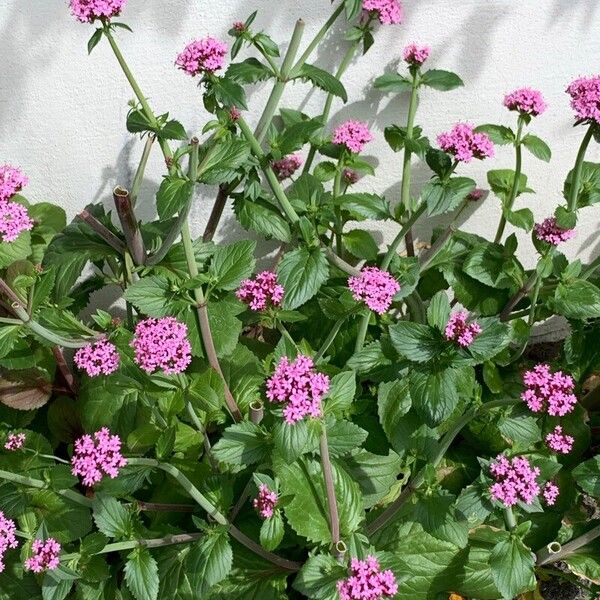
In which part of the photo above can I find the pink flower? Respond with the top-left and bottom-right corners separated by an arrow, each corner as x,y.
0,165 -> 28,202
343,169 -> 360,185
253,484 -> 278,519
131,317 -> 192,375
229,107 -> 241,122
74,340 -> 120,377
348,267 -> 400,315
468,188 -> 486,201
232,21 -> 246,34
24,538 -> 61,573
4,433 -> 26,451
272,154 -> 303,180
0,511 -> 18,573
534,217 -> 576,246
437,123 -> 495,163
176,38 -> 228,76
545,425 -> 574,454
403,43 -> 430,66
69,0 -> 126,23
503,88 -> 547,116
0,200 -> 34,243
566,76 -> 600,124
543,481 -> 560,506
521,364 -> 577,416
362,0 -> 404,25
266,355 -> 330,424
337,555 -> 398,600
236,271 -> 284,311
71,427 -> 127,487
444,311 -> 482,347
333,121 -> 374,154
489,455 -> 541,507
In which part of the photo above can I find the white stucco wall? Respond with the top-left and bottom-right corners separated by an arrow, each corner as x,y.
1,0 -> 599,267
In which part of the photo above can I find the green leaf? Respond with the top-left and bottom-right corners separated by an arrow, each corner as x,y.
212,421 -> 269,468
198,139 -> 251,185
487,169 -> 533,203
313,161 -> 338,182
521,133 -> 551,162
277,247 -> 329,310
326,420 -> 368,457
254,33 -> 280,57
126,109 -> 156,134
0,326 -> 22,360
389,321 -> 442,362
42,575 -> 73,600
156,176 -> 193,219
159,119 -> 188,141
467,318 -> 510,362
324,371 -> 356,416
209,240 -> 256,291
124,274 -> 189,317
573,455 -> 600,496
260,512 -> 285,551
124,547 -> 159,600
187,528 -> 233,597
297,64 -> 348,102
377,379 -> 412,444
293,553 -> 347,600
233,197 -> 291,242
563,161 -> 600,208
276,119 -> 324,155
204,296 -> 245,358
226,57 -> 274,83
409,368 -> 459,427
336,193 -> 391,221
343,229 -> 379,261
489,537 -> 536,599
92,495 -> 131,539
0,231 -> 31,268
426,149 -> 453,179
422,176 -> 476,216
374,73 -> 412,93
87,28 -> 103,54
505,207 -> 534,231
475,124 -> 515,145
421,69 -> 464,91
273,419 -> 315,464
554,280 -> 600,319
413,491 -> 468,547
426,291 -> 451,331
463,243 -> 524,289
209,77 -> 248,110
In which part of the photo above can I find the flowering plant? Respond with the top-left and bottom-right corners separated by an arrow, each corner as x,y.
0,1 -> 599,599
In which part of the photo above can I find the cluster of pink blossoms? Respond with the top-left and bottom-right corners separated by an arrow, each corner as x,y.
266,355 -> 330,424
489,455 -> 541,507
534,217 -> 576,246
0,164 -> 28,203
176,38 -> 228,76
69,0 -> 126,23
521,364 -> 577,416
0,166 -> 33,243
545,425 -> 574,455
344,169 -> 360,185
437,123 -> 495,163
543,482 -> 560,506
236,271 -> 284,312
348,267 -> 400,315
444,311 -> 482,347
253,484 -> 278,519
566,76 -> 600,124
333,121 -> 374,154
131,317 -> 192,375
4,432 -> 26,451
74,339 -> 120,377
0,512 -> 18,573
337,556 -> 398,600
272,154 -> 303,180
362,0 -> 404,25
503,87 -> 547,116
71,427 -> 127,487
24,539 -> 61,573
403,43 -> 430,66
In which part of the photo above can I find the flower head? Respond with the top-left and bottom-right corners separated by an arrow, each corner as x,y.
444,311 -> 482,347
71,427 -> 127,487
69,0 -> 126,23
0,511 -> 18,573
522,364 -> 577,416
236,271 -> 284,312
0,200 -> 34,242
343,169 -> 360,185
272,154 -> 303,180
176,37 -> 228,76
503,88 -> 547,116
74,340 -> 120,377
0,165 -> 28,202
468,188 -> 486,202
131,317 -> 192,375
24,538 -> 61,573
534,217 -> 576,246
489,455 -> 541,507
337,555 -> 398,600
4,433 -> 26,451
229,106 -> 241,122
403,43 -> 430,66
543,481 -> 560,506
437,123 -> 495,163
545,425 -> 574,454
566,76 -> 600,124
333,121 -> 374,154
266,355 -> 330,424
348,267 -> 400,315
232,21 -> 246,34
362,0 -> 404,25
253,484 -> 278,519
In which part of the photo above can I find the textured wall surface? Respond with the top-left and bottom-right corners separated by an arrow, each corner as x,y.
1,0 -> 599,267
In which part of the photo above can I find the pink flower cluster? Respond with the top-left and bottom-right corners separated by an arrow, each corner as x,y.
253,484 -> 278,519
176,38 -> 228,76
236,271 -> 284,311
521,364 -> 577,416
534,217 -> 576,246
503,88 -> 547,116
131,317 -> 192,375
489,455 -> 541,507
0,198 -> 33,243
344,169 -> 360,185
545,425 -> 574,454
362,0 -> 404,25
272,154 -> 303,180
437,123 -> 495,163
543,481 -> 560,506
337,556 -> 398,600
71,427 -> 127,487
566,76 -> 600,124
266,355 -> 330,424
444,311 -> 482,347
25,539 -> 61,573
0,164 -> 28,203
4,432 -> 26,451
348,267 -> 400,315
74,339 -> 120,377
0,511 -> 18,573
229,107 -> 241,122
69,0 -> 126,23
403,43 -> 430,66
333,121 -> 374,154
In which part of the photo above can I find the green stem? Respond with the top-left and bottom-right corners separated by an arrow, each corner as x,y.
324,247 -> 361,276
503,507 -> 517,531
581,253 -> 600,280
319,425 -> 341,553
0,317 -> 20,325
130,134 -> 155,206
568,124 -> 595,212
276,321 -> 299,351
354,312 -> 370,354
381,203 -> 427,271
333,159 -> 344,255
537,524 -> 600,566
185,401 -> 217,469
315,316 -> 347,362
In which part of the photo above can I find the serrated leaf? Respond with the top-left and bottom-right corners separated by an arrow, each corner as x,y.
409,368 -> 459,427
209,240 -> 256,291
260,512 -> 285,551
573,455 -> 600,496
421,69 -> 464,91
226,57 -> 274,83
389,321 -> 442,362
326,420 -> 368,457
324,371 -> 356,416
156,176 -> 193,219
212,421 -> 269,468
124,548 -> 159,600
297,64 -> 347,102
522,134 -> 551,162
374,73 -> 412,93
277,247 -> 329,310
489,537 -> 536,599
92,495 -> 131,539
187,528 -> 233,597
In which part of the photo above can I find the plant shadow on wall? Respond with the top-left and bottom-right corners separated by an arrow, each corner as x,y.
1,1 -> 600,600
